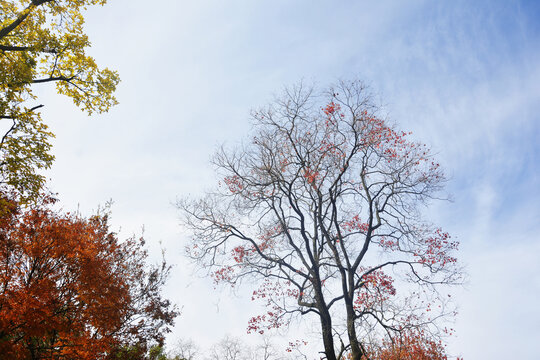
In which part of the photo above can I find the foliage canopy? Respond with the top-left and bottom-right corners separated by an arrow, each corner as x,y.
0,193 -> 177,359
0,0 -> 119,199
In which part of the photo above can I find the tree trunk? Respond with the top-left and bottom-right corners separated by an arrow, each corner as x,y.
319,306 -> 337,360
315,282 -> 337,360
346,301 -> 364,360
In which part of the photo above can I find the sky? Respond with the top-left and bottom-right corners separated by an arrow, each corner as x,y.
34,0 -> 540,358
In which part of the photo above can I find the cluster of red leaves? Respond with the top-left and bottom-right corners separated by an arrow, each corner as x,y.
0,193 -> 176,359
354,270 -> 396,310
232,245 -> 249,263
288,100 -> 444,199
211,265 -> 235,284
323,101 -> 345,127
279,157 -> 290,172
319,137 -> 344,158
342,215 -> 369,233
285,339 -> 308,353
223,175 -> 244,193
348,109 -> 443,182
303,167 -> 320,186
246,307 -> 285,335
319,101 -> 440,194
323,101 -> 339,116
247,279 -> 299,334
258,225 -> 281,249
379,237 -> 398,251
230,226 -> 281,265
414,229 -> 458,268
358,112 -> 410,153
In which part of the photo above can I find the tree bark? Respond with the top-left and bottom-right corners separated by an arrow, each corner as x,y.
319,305 -> 337,360
314,282 -> 337,360
346,301 -> 363,360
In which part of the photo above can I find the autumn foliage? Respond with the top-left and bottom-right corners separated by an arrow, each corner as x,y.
0,0 -> 119,200
0,193 -> 177,359
355,330 -> 453,360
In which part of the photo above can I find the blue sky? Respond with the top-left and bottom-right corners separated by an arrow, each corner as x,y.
38,0 -> 539,358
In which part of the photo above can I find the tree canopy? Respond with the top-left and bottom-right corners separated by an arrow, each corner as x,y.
0,193 -> 177,359
180,80 -> 463,360
0,0 -> 119,199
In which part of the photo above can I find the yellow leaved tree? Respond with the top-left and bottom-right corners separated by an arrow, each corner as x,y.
0,0 -> 119,200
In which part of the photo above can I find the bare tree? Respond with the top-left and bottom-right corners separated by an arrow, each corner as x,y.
205,335 -> 289,360
172,339 -> 199,360
207,336 -> 246,360
179,80 -> 463,360
250,335 -> 288,360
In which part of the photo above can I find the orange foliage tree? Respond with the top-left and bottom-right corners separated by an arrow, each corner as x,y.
0,193 -> 177,359
354,329 -> 458,360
